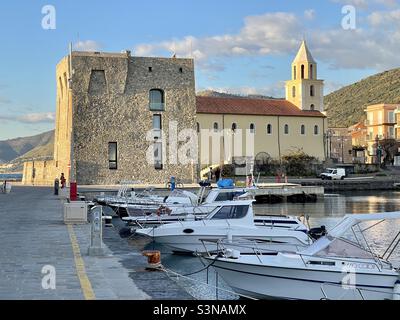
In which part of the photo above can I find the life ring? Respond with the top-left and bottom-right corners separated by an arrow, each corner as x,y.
156,206 -> 172,216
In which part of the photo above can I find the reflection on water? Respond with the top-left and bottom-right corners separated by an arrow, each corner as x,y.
126,190 -> 400,300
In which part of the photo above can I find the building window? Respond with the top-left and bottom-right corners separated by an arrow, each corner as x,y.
148,67 -> 153,72
149,89 -> 165,111
314,125 -> 319,135
310,64 -> 313,79
388,111 -> 395,123
293,66 -> 296,80
179,67 -> 183,73
301,125 -> 305,135
284,124 -> 289,135
196,122 -> 200,133
154,142 -> 163,170
310,85 -> 315,97
292,86 -> 296,98
310,104 -> 315,111
213,122 -> 219,133
231,123 -> 237,132
301,65 -> 305,79
250,123 -> 256,133
153,115 -> 162,139
108,142 -> 118,170
266,124 -> 272,135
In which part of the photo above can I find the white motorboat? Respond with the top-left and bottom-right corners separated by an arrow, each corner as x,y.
121,187 -> 253,225
135,200 -> 312,254
202,212 -> 400,300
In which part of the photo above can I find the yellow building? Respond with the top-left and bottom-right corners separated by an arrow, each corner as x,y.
196,41 -> 327,168
365,103 -> 397,163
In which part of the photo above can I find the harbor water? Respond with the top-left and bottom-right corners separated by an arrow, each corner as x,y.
125,190 -> 400,300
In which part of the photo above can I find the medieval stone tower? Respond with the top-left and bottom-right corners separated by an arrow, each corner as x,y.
285,41 -> 324,112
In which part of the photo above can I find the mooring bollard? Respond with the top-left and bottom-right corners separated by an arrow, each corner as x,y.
142,250 -> 162,270
88,206 -> 104,256
54,178 -> 59,196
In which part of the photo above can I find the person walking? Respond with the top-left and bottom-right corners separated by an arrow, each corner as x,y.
60,173 -> 66,189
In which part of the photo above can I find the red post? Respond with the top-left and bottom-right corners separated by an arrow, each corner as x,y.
70,182 -> 78,201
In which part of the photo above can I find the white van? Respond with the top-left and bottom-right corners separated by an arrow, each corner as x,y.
320,168 -> 346,180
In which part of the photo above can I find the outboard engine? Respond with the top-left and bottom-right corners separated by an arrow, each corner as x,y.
308,225 -> 327,240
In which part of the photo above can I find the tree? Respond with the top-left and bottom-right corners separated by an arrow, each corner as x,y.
378,139 -> 400,165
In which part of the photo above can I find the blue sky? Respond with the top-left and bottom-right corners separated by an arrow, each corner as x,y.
0,0 -> 399,140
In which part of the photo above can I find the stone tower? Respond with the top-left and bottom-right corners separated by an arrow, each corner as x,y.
285,41 -> 324,112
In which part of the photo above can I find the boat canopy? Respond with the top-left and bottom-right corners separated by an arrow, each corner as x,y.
165,190 -> 199,205
328,212 -> 400,238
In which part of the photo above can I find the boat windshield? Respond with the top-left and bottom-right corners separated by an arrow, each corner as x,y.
214,191 -> 246,202
210,205 -> 249,220
313,236 -> 374,259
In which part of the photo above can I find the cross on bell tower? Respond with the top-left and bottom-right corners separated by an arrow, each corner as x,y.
285,41 -> 324,112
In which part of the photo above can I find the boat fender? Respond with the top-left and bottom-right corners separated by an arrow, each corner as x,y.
227,231 -> 233,243
225,249 -> 240,259
393,279 -> 400,300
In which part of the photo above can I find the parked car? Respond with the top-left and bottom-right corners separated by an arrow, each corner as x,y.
320,168 -> 346,180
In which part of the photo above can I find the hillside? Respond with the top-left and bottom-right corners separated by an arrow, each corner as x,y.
325,68 -> 400,127
197,90 -> 279,100
0,131 -> 54,171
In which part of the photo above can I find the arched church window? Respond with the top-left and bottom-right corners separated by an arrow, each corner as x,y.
301,65 -> 305,79
310,64 -> 314,79
292,86 -> 296,98
293,66 -> 297,80
310,104 -> 315,111
250,123 -> 256,134
310,85 -> 315,97
231,123 -> 237,132
301,125 -> 305,135
149,89 -> 165,111
284,124 -> 289,135
213,122 -> 219,132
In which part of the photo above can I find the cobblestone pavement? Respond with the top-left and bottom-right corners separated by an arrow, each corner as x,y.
0,186 -> 191,300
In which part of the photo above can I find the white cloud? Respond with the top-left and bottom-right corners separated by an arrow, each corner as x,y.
367,9 -> 400,26
134,12 -> 302,70
304,9 -> 316,20
0,113 -> 56,124
0,97 -> 11,105
17,112 -> 55,123
331,0 -> 369,9
73,40 -> 102,52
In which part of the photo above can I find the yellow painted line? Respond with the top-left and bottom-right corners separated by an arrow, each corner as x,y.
67,224 -> 96,300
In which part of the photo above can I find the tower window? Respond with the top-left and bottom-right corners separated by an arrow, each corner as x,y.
196,122 -> 200,133
310,104 -> 315,111
301,65 -> 305,79
153,115 -> 162,139
108,142 -> 118,170
154,142 -> 163,170
250,123 -> 256,133
314,125 -> 319,135
148,67 -> 153,72
267,124 -> 272,135
179,67 -> 183,73
149,89 -> 165,111
310,85 -> 315,97
292,86 -> 296,98
213,122 -> 219,133
284,124 -> 289,135
231,123 -> 237,132
310,64 -> 313,79
301,125 -> 305,135
293,66 -> 296,80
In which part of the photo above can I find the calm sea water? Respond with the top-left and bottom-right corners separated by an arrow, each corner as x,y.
126,190 -> 400,300
0,173 -> 22,181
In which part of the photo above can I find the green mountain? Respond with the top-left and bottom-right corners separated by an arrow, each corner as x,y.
0,131 -> 54,171
325,68 -> 400,127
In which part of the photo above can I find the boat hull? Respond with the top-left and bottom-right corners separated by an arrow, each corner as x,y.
207,257 -> 397,300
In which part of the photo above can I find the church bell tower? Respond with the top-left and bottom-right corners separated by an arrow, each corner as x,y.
285,41 -> 324,112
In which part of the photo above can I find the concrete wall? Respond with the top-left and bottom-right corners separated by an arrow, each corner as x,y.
22,160 -> 57,186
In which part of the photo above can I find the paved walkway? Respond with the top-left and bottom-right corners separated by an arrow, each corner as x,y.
0,186 -> 190,300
